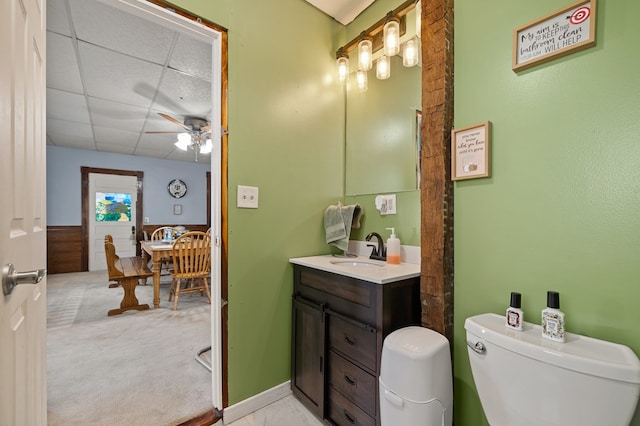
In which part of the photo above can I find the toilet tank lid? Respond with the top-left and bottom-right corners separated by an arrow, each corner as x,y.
464,313 -> 640,384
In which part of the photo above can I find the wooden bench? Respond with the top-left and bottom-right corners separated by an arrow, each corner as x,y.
105,240 -> 153,316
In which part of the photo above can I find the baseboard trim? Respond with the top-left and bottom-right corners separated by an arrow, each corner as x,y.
222,381 -> 291,424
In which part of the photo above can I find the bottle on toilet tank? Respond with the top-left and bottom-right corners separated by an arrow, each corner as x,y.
541,291 -> 565,342
385,227 -> 401,265
506,292 -> 523,331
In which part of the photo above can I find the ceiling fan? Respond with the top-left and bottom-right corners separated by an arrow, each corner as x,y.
147,113 -> 212,161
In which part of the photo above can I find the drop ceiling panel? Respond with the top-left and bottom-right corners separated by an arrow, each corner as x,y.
93,126 -> 141,151
87,98 -> 149,133
157,69 -> 212,118
47,33 -> 84,94
47,0 -> 72,37
137,133 -> 175,152
170,34 -> 213,81
68,0 -> 176,65
47,89 -> 91,124
47,118 -> 95,148
96,143 -> 136,155
78,41 -> 163,108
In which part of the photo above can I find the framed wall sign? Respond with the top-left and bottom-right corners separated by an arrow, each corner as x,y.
513,0 -> 596,72
452,122 -> 491,181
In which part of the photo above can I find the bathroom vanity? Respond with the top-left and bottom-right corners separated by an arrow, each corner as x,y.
289,255 -> 420,426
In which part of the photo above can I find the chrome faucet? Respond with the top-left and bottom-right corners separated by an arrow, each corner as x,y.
365,232 -> 386,261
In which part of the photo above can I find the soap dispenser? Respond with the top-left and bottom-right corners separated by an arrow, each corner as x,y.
385,227 -> 401,265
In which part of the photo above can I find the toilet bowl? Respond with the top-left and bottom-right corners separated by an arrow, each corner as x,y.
465,313 -> 640,426
379,326 -> 452,426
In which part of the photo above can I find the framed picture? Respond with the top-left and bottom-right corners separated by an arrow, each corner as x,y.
452,122 -> 491,181
173,204 -> 182,215
513,0 -> 596,72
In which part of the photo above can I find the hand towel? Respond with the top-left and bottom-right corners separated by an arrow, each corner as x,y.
324,203 -> 362,251
324,203 -> 346,244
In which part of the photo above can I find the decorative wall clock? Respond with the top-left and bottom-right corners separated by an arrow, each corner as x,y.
168,179 -> 187,199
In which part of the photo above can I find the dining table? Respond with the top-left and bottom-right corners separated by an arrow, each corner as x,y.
140,240 -> 174,308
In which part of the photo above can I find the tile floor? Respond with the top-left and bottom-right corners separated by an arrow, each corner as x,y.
222,395 -> 323,426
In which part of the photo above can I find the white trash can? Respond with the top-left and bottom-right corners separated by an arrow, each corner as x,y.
379,326 -> 452,426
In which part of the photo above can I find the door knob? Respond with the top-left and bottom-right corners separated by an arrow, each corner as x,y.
2,263 -> 46,296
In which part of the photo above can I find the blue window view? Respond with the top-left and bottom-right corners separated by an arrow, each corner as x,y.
96,192 -> 132,222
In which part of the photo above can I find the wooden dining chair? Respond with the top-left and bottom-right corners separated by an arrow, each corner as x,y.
168,231 -> 211,310
150,226 -> 179,275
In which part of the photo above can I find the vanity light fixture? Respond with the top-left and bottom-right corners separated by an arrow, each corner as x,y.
383,16 -> 400,57
358,36 -> 373,71
337,49 -> 349,82
376,55 -> 391,80
402,37 -> 419,67
335,0 -> 418,82
356,69 -> 368,91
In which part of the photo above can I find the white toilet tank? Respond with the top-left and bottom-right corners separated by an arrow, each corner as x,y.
379,326 -> 452,426
465,313 -> 640,426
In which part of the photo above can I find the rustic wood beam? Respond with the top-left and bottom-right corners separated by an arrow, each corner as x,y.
419,0 -> 454,342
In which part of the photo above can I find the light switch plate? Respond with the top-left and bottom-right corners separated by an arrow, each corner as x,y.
237,185 -> 259,208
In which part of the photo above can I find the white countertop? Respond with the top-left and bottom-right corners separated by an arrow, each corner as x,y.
289,255 -> 420,284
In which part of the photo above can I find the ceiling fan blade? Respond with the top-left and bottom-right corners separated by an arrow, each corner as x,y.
158,112 -> 190,130
201,125 -> 211,133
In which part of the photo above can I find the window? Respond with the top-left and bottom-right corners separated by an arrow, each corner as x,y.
95,192 -> 132,222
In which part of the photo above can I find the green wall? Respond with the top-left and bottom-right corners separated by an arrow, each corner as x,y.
171,0 -> 345,404
454,1 -> 640,424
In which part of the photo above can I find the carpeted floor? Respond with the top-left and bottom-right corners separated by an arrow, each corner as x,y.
47,270 -> 213,425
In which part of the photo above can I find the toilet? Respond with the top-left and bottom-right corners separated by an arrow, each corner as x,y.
465,313 -> 640,426
379,326 -> 453,426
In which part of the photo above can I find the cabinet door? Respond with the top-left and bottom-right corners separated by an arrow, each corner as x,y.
292,297 -> 325,417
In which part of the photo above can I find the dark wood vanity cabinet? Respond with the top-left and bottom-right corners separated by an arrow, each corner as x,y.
291,264 -> 420,426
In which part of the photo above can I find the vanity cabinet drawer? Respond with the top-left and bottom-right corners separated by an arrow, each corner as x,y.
328,351 -> 376,417
327,386 -> 376,426
328,313 -> 376,372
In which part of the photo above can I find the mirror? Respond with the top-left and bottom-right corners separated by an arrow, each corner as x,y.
345,55 -> 421,196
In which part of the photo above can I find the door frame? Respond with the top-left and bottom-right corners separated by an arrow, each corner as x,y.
81,167 -> 144,269
91,0 -> 229,410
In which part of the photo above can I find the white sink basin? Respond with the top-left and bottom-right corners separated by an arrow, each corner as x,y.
329,260 -> 384,268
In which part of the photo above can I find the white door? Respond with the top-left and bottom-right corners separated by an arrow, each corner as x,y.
0,0 -> 48,424
88,173 -> 138,271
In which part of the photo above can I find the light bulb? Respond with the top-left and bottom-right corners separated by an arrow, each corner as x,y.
383,20 -> 400,56
337,56 -> 349,82
403,38 -> 419,67
200,139 -> 212,154
175,133 -> 191,151
356,69 -> 368,91
358,39 -> 373,71
376,55 -> 390,80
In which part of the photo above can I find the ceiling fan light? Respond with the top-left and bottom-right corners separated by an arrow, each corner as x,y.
200,139 -> 213,154
175,133 -> 191,151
